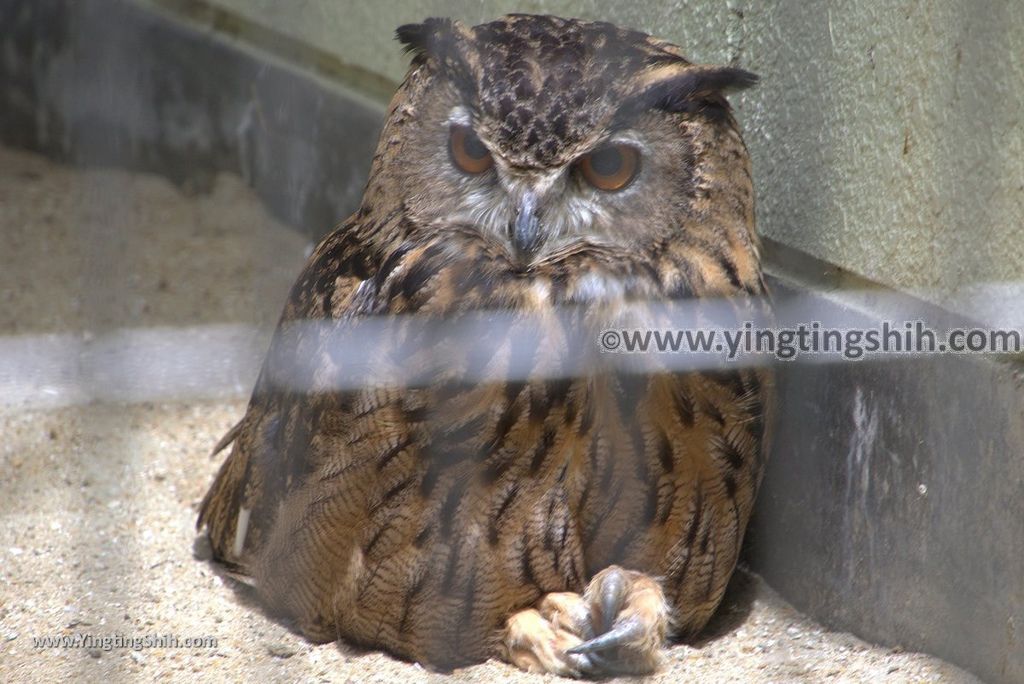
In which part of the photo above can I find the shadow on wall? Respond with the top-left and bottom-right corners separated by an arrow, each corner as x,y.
747,279 -> 1024,684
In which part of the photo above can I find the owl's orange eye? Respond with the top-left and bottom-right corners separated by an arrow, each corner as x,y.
449,125 -> 494,174
577,143 -> 641,192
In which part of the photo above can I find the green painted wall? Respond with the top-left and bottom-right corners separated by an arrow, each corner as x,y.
150,0 -> 1024,312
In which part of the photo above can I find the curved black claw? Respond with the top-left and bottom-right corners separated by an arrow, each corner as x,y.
573,649 -> 647,678
596,568 -> 626,633
566,616 -> 643,655
571,650 -> 612,678
563,566 -> 669,677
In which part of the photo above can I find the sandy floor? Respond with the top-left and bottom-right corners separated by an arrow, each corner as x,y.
0,146 -> 980,683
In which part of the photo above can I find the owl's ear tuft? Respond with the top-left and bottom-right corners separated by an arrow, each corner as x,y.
633,65 -> 759,115
396,19 -> 477,93
396,18 -> 459,61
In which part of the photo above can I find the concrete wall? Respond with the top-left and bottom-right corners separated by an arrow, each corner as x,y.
143,0 -> 1024,316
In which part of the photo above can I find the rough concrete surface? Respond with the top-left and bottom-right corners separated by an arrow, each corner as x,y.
0,146 -> 980,682
138,0 -> 1024,314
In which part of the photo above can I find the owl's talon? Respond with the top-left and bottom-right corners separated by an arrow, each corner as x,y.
577,566 -> 670,676
503,567 -> 669,678
576,610 -> 596,642
566,616 -> 644,654
595,568 -> 626,632
567,651 -> 597,677
576,649 -> 627,677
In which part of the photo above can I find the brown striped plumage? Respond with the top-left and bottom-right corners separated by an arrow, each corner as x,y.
198,14 -> 770,677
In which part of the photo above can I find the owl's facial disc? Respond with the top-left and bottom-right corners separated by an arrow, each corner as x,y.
442,108 -> 652,263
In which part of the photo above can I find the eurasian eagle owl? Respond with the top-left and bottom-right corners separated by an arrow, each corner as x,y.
198,14 -> 769,678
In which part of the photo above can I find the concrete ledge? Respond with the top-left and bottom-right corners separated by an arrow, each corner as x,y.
2,1 -> 1021,682
0,0 -> 384,238
749,277 -> 1024,684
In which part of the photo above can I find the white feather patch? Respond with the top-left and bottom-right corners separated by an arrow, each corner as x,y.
232,506 -> 251,558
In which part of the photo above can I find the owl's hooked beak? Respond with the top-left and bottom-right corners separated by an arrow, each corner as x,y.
511,190 -> 542,260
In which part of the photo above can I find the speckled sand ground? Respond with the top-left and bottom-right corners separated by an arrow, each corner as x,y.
0,146 -> 980,683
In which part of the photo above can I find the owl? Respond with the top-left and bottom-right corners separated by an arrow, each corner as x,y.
198,14 -> 769,678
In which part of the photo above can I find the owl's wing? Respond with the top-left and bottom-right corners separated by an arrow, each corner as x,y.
196,218 -> 381,567
197,222 -> 522,569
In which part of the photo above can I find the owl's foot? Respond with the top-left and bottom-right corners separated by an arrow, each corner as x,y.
504,593 -> 594,677
502,565 -> 669,678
